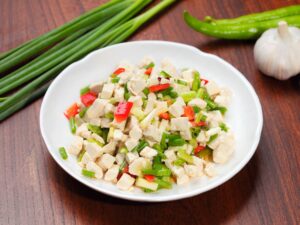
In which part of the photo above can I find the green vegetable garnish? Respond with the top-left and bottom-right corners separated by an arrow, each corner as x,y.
111,77 -> 120,83
59,147 -> 68,160
104,112 -> 114,120
208,134 -> 218,144
80,86 -> 90,96
192,71 -> 200,91
69,117 -> 76,134
82,169 -> 95,178
79,107 -> 88,118
144,62 -> 155,69
160,70 -> 171,78
220,123 -> 228,132
77,150 -> 86,162
87,124 -> 102,136
177,149 -> 193,164
181,91 -> 196,103
132,140 -> 148,153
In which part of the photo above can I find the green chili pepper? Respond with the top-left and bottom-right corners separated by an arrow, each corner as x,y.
161,87 -> 173,96
82,169 -> 95,178
197,148 -> 212,160
79,107 -> 88,118
169,91 -> 178,99
184,11 -> 300,40
111,77 -> 120,83
189,138 -> 198,148
69,117 -> 76,134
160,132 -> 168,150
192,71 -> 200,91
191,127 -> 201,139
119,147 -> 128,154
168,137 -> 185,146
204,5 -> 300,25
59,147 -> 68,160
80,86 -> 90,96
143,166 -> 171,177
101,128 -> 109,144
124,83 -> 131,100
196,88 -> 206,99
119,160 -> 127,172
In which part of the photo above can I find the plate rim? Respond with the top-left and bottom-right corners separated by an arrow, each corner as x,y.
40,40 -> 263,202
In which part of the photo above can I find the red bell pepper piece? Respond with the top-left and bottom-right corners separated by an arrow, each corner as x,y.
183,106 -> 195,121
149,83 -> 170,92
159,112 -> 170,120
112,67 -> 125,77
201,78 -> 209,85
145,67 -> 153,75
64,103 -> 79,120
194,145 -> 205,154
191,121 -> 207,127
144,174 -> 155,182
80,92 -> 97,107
114,102 -> 133,123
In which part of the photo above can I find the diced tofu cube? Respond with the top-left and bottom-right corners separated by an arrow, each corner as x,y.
104,103 -> 114,114
184,164 -> 201,178
115,153 -> 125,165
143,125 -> 162,142
214,95 -> 230,107
76,123 -> 92,139
169,98 -> 185,118
114,87 -> 125,102
144,93 -> 156,114
129,157 -> 151,176
204,163 -> 217,177
104,165 -> 120,181
181,69 -> 194,82
128,96 -> 143,107
140,109 -> 158,129
101,118 -> 111,128
97,153 -> 115,170
205,81 -> 220,96
126,152 -> 139,164
128,78 -> 146,95
101,83 -> 115,99
113,129 -> 124,141
79,152 -> 92,167
86,161 -> 103,179
159,119 -> 169,132
84,141 -> 103,160
213,132 -> 235,164
129,126 -> 142,140
91,133 -> 105,145
196,130 -> 207,143
180,129 -> 192,140
125,138 -> 139,151
111,119 -> 126,131
170,117 -> 190,131
139,146 -> 158,159
102,141 -> 117,155
88,118 -> 101,126
192,156 -> 204,168
164,150 -> 176,161
116,173 -> 135,191
188,98 -> 207,109
171,166 -> 185,177
176,174 -> 189,185
68,136 -> 83,155
206,127 -> 221,137
89,81 -> 104,94
173,83 -> 190,95
155,101 -> 168,114
86,99 -> 107,119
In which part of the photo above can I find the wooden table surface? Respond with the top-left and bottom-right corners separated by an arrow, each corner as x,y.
1,0 -> 300,224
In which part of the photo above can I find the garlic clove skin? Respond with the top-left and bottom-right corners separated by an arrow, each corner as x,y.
254,21 -> 300,80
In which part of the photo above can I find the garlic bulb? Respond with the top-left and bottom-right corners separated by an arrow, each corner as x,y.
254,21 -> 300,80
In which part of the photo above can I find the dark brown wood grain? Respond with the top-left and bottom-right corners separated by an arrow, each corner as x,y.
1,0 -> 300,224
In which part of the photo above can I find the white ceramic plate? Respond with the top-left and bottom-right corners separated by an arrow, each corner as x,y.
40,41 -> 263,202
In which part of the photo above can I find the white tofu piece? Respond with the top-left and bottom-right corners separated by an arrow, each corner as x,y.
186,144 -> 193,155
128,95 -> 143,107
115,153 -> 125,165
128,157 -> 151,176
204,163 -> 217,177
139,146 -> 158,159
180,129 -> 192,141
126,152 -> 139,164
155,101 -> 168,114
169,97 -> 185,118
206,127 -> 221,137
101,118 -> 111,128
173,83 -> 191,95
188,98 -> 207,109
86,99 -> 108,119
89,81 -> 104,94
125,138 -> 139,151
114,87 -> 125,102
147,77 -> 160,86
192,156 -> 204,168
181,69 -> 195,82
160,77 -> 170,84
184,164 -> 201,178
126,116 -> 139,131
196,130 -> 207,143
86,161 -> 103,179
159,119 -> 169,132
74,114 -> 84,127
76,123 -> 92,139
170,117 -> 190,131
104,165 -> 120,181
91,133 -> 105,145
140,109 -> 158,129
129,126 -> 142,140
97,153 -> 115,170
176,174 -> 189,185
111,119 -> 126,131
171,166 -> 185,177
205,81 -> 220,96
143,125 -> 162,142
102,141 -> 117,155
67,136 -> 83,155
128,78 -> 146,95
84,141 -> 103,160
100,83 -> 115,99
144,93 -> 156,114
113,129 -> 124,141
116,173 -> 135,191
164,150 -> 176,161
88,118 -> 101,126
213,132 -> 235,164
164,159 -> 173,170
214,95 -> 230,107
104,103 -> 115,114
79,152 -> 92,167
138,56 -> 154,68
208,137 -> 221,150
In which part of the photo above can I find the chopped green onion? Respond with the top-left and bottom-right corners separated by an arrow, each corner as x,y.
144,62 -> 155,69
195,113 -> 202,123
173,158 -> 185,166
104,112 -> 114,119
111,77 -> 120,83
131,107 -> 145,121
69,117 -> 76,134
169,91 -> 178,99
87,138 -> 104,147
119,147 -> 128,154
59,147 -> 68,160
215,106 -> 227,115
132,140 -> 148,153
206,99 -> 217,110
143,166 -> 171,177
197,148 -> 212,160
160,70 -> 171,78
101,128 -> 109,143
82,169 -> 95,178
189,138 -> 198,148
79,107 -> 88,118
208,134 -> 218,144
143,87 -> 150,95
153,144 -> 166,159
192,106 -> 200,113
191,127 -> 201,139
200,114 -> 207,121
160,132 -> 168,150
143,188 -> 155,193
220,123 -> 228,132
192,71 -> 200,91
161,87 -> 173,96
175,79 -> 188,86
177,149 -> 193,164
80,86 -> 90,96
155,177 -> 172,189
87,124 -> 102,136
196,87 -> 206,99
181,91 -> 196,103
168,137 -> 185,146
77,150 -> 86,162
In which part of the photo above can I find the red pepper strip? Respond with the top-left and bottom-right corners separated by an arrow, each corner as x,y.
145,67 -> 153,75
159,112 -> 170,120
183,106 -> 195,121
201,78 -> 209,85
112,67 -> 125,76
149,83 -> 170,92
64,103 -> 79,120
114,101 -> 133,123
80,92 -> 97,107
194,145 -> 205,154
144,174 -> 155,182
117,165 -> 129,180
191,121 -> 207,127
